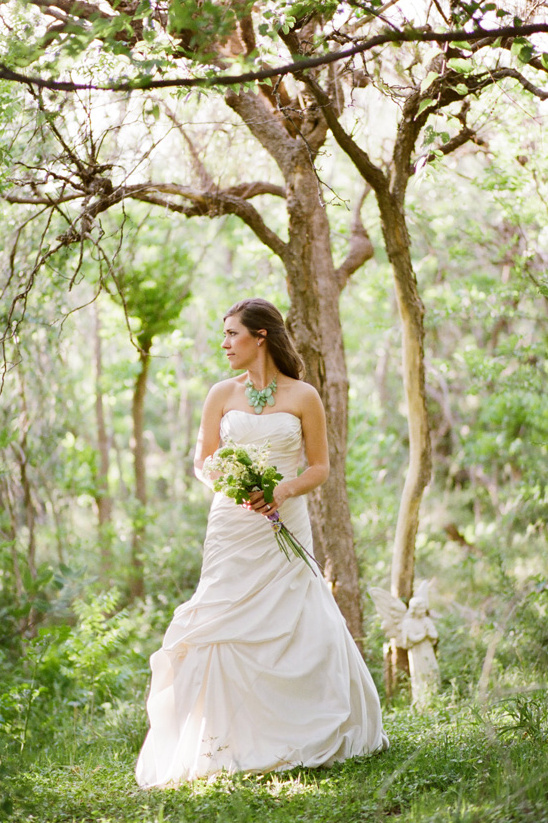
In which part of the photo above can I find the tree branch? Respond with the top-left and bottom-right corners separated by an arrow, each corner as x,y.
29,0 -> 146,45
225,89 -> 297,180
416,125 -> 485,172
391,89 -> 429,202
224,181 -> 286,199
489,67 -> 548,100
2,23 -> 548,92
161,103 -> 216,190
29,0 -> 109,21
3,180 -> 285,209
335,186 -> 374,290
124,180 -> 286,202
305,76 -> 386,194
131,190 -> 287,259
3,180 -> 288,260
4,192 -> 84,205
390,58 -> 547,200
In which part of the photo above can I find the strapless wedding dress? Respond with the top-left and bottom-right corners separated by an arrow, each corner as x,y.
136,410 -> 388,787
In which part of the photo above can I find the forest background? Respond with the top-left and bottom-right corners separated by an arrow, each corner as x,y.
1,0 -> 548,821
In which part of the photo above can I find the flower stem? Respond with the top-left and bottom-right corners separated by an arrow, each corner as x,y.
267,512 -> 321,576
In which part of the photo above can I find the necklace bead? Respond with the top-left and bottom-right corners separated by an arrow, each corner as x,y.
245,375 -> 278,414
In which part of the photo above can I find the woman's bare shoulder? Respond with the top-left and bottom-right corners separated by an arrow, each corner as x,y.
207,375 -> 244,396
277,376 -> 323,415
204,376 -> 245,414
285,378 -> 322,402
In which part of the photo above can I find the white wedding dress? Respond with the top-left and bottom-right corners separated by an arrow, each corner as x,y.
136,410 -> 388,788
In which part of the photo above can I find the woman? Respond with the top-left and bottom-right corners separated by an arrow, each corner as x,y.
136,298 -> 388,788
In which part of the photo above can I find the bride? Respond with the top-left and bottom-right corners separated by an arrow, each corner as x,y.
135,298 -> 388,788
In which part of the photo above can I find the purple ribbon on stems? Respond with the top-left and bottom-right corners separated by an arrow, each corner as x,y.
266,510 -> 321,576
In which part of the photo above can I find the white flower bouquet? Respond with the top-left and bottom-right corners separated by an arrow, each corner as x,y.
203,440 -> 319,574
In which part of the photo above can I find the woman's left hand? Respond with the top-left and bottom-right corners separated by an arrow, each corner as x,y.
245,481 -> 292,516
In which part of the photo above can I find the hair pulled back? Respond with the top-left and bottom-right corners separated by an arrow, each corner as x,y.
224,298 -> 304,380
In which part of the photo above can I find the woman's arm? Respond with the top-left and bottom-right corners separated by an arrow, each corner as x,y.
248,386 -> 330,515
193,383 -> 228,487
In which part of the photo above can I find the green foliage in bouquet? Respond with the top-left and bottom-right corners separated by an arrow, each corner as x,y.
207,442 -> 282,505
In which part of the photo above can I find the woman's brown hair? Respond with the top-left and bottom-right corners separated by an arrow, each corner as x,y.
224,298 -> 304,380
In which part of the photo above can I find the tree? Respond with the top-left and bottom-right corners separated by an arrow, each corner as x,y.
1,8 -> 375,638
108,237 -> 193,598
93,301 -> 114,574
1,0 -> 547,653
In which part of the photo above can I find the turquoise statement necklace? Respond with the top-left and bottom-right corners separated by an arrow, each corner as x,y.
245,374 -> 278,414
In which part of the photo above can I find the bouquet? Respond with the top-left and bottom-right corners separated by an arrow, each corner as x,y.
203,440 -> 319,575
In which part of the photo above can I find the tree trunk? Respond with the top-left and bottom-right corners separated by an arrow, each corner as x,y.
15,377 -> 37,580
130,340 -> 151,600
93,303 -> 113,576
377,193 -> 432,603
225,89 -> 365,641
283,148 -> 363,643
376,192 -> 432,695
305,79 -> 433,683
0,478 -> 23,600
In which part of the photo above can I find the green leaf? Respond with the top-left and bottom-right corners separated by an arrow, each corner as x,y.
541,54 -> 548,70
538,280 -> 548,298
518,44 -> 534,63
418,98 -> 434,115
447,57 -> 474,75
421,71 -> 439,93
145,103 -> 160,120
0,426 -> 17,449
511,39 -> 534,63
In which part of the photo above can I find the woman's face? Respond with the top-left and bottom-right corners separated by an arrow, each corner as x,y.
221,314 -> 260,370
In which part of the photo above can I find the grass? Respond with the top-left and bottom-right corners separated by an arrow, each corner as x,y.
2,580 -> 548,823
2,691 -> 548,823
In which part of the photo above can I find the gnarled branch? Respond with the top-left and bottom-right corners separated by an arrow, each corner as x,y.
335,186 -> 374,290
131,189 -> 287,258
490,67 -> 548,100
225,89 -> 297,180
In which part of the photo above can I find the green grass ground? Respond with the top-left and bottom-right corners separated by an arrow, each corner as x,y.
3,691 -> 548,823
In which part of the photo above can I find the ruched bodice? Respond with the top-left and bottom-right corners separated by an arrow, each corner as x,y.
136,412 -> 388,788
220,410 -> 303,480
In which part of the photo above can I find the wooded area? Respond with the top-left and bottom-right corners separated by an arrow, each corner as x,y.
1,1 -> 548,820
